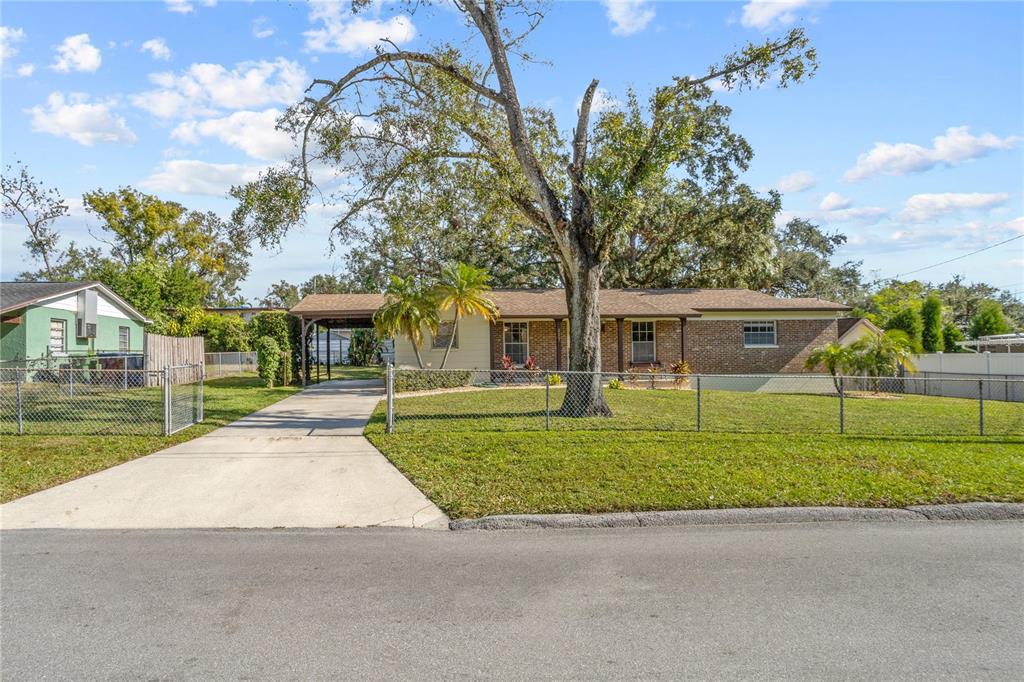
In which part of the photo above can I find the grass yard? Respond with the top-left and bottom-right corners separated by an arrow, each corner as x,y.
365,387 -> 1024,519
308,364 -> 384,382
1,376 -> 299,502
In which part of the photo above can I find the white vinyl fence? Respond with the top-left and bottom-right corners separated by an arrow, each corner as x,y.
910,351 -> 1023,401
204,351 -> 258,377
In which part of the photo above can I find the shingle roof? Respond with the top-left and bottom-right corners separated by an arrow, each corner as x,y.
0,280 -> 151,322
1,281 -> 97,314
290,288 -> 850,319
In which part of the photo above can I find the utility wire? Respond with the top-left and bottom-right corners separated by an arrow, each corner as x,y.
866,234 -> 1024,286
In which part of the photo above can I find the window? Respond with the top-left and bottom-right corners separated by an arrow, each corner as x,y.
503,322 -> 529,365
118,326 -> 131,353
432,322 -> 458,350
631,320 -> 656,363
48,318 -> 66,354
743,321 -> 777,347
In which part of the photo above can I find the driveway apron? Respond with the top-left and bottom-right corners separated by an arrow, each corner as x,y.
1,380 -> 447,529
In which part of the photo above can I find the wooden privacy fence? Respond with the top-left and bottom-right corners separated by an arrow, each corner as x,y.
144,333 -> 204,386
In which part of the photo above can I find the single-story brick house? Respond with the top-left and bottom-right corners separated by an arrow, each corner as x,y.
1,281 -> 149,364
290,288 -> 857,375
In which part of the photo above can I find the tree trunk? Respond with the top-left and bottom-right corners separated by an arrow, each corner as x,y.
411,341 -> 424,369
440,311 -> 460,369
560,250 -> 611,417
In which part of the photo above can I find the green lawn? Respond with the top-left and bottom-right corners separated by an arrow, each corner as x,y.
308,364 -> 384,382
365,386 -> 1024,519
1,376 -> 300,502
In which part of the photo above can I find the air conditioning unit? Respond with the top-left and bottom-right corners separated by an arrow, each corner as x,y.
76,289 -> 98,338
77,319 -> 97,338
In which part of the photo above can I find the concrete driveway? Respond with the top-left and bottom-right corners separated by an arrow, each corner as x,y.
0,380 -> 447,530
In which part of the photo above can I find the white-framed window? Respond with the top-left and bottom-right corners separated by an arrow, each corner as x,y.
631,320 -> 656,363
49,318 -> 66,354
118,326 -> 131,353
432,321 -> 458,350
743,321 -> 777,347
503,322 -> 529,365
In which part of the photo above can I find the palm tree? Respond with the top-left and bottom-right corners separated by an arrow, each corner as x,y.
433,262 -> 499,369
373,275 -> 439,369
850,330 -> 917,391
803,342 -> 855,393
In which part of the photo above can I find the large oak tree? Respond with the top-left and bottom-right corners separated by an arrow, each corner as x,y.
233,0 -> 817,414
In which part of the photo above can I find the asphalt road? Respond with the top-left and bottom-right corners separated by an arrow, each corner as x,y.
2,522 -> 1022,680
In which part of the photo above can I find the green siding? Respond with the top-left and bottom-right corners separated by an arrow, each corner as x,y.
2,305 -> 145,362
1,318 -> 27,362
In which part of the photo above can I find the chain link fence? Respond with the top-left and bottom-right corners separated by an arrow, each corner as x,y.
204,351 -> 257,378
383,367 -> 1024,437
0,364 -> 204,436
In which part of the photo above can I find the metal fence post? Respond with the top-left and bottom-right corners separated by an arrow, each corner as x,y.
123,355 -> 129,390
978,379 -> 985,436
68,365 -> 74,398
696,374 -> 702,432
545,371 -> 551,431
839,375 -> 845,435
385,363 -> 394,434
15,368 -> 24,436
198,364 -> 205,423
163,365 -> 171,436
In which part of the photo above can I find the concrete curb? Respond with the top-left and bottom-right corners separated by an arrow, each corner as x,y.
448,503 -> 1024,531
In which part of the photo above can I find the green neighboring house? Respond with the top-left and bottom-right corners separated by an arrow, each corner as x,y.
1,281 -> 149,364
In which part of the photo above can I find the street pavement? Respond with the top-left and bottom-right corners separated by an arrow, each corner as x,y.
0,380 -> 446,529
2,521 -> 1022,680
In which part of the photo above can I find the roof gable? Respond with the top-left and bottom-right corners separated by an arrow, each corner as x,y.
0,281 -> 150,323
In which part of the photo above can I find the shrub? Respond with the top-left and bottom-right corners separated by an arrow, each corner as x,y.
250,312 -> 293,384
395,369 -> 473,393
885,306 -> 923,353
349,329 -> 381,366
501,354 -> 515,370
608,378 -> 623,390
968,300 -> 1010,339
942,322 -> 966,352
524,355 -> 538,371
920,294 -> 944,352
647,366 -> 661,388
254,336 -> 281,387
546,373 -> 562,386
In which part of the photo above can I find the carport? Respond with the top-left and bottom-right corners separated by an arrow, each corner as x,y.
289,294 -> 386,386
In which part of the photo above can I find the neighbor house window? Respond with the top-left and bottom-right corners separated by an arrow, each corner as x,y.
432,322 -> 458,350
503,322 -> 529,365
631,320 -> 656,363
49,318 -> 66,354
743,321 -> 777,347
118,326 -> 131,353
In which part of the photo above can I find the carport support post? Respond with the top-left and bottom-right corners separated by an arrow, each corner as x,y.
385,363 -> 395,434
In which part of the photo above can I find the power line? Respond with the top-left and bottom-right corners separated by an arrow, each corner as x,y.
867,234 -> 1024,285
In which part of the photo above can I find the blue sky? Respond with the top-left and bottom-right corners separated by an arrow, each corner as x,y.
2,0 -> 1022,302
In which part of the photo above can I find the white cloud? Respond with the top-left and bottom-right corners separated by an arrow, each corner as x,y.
141,159 -> 262,196
899,192 -> 1011,223
172,109 -> 295,161
775,171 -> 815,193
165,0 -> 216,14
27,92 -> 137,146
51,34 -> 101,73
141,38 -> 171,61
16,63 -> 35,77
740,1 -> 819,31
582,88 -> 621,115
252,17 -> 275,39
1,26 -> 26,61
304,1 -> 416,54
132,58 -> 307,119
818,191 -> 851,211
844,126 -> 1021,182
824,206 -> 888,224
603,0 -> 656,36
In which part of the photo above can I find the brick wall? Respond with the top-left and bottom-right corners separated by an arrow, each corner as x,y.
685,319 -> 838,374
488,317 -> 836,373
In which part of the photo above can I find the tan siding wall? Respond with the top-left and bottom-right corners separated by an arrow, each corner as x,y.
393,313 -> 491,369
